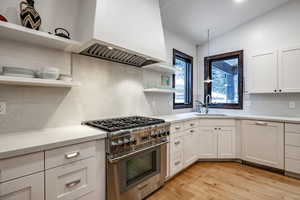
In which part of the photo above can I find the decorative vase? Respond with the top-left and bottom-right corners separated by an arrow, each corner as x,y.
20,0 -> 41,30
0,15 -> 8,22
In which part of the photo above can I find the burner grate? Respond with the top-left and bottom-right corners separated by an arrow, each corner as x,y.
85,116 -> 165,132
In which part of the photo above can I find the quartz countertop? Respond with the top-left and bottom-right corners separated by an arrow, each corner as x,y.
0,125 -> 106,160
157,112 -> 300,124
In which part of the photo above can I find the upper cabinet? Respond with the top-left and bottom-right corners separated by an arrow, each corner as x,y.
248,46 -> 300,94
279,46 -> 300,93
0,0 -> 167,65
248,50 -> 278,94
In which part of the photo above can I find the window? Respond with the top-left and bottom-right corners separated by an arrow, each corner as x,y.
204,50 -> 244,109
173,49 -> 193,109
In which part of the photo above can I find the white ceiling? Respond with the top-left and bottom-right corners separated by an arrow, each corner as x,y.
159,0 -> 289,45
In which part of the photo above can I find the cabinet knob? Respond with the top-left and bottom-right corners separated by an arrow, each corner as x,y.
175,161 -> 181,166
279,89 -> 282,92
175,141 -> 180,145
274,90 -> 277,93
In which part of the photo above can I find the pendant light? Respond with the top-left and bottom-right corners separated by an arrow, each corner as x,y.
204,29 -> 212,84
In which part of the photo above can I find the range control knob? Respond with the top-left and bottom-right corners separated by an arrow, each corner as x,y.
130,137 -> 137,145
118,139 -> 124,145
124,138 -> 130,145
111,141 -> 118,146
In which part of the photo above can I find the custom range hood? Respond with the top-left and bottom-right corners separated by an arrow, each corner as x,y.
75,0 -> 167,67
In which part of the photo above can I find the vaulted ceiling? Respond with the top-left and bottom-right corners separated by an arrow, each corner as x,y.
159,0 -> 289,45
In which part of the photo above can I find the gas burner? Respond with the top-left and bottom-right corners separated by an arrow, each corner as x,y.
84,116 -> 165,132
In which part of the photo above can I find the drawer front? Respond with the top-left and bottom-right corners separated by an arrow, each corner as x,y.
0,172 -> 44,200
0,152 -> 44,183
45,141 -> 96,170
286,123 -> 300,134
46,157 -> 96,200
285,145 -> 300,160
184,120 -> 199,130
170,122 -> 184,134
285,158 -> 300,174
171,136 -> 183,152
199,119 -> 235,127
285,133 -> 300,147
171,151 -> 183,174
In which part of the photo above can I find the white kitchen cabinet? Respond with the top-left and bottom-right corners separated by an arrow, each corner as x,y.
241,120 -> 284,169
198,126 -> 236,159
198,127 -> 218,159
248,50 -> 278,93
45,157 -> 96,200
218,127 -> 236,159
170,135 -> 184,176
183,129 -> 199,167
0,172 -> 44,200
279,45 -> 300,93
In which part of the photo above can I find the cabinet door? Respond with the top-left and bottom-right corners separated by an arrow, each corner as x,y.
0,172 -> 44,200
183,129 -> 199,167
169,135 -> 184,176
248,50 -> 278,93
198,127 -> 218,159
279,46 -> 300,93
218,127 -> 236,159
241,120 -> 284,169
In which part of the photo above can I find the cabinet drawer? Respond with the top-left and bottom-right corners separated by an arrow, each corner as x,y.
171,151 -> 183,173
171,136 -> 183,151
0,172 -> 44,200
285,133 -> 300,147
286,123 -> 300,134
184,120 -> 199,130
46,157 -> 96,200
170,122 -> 184,134
0,152 -> 44,183
285,145 -> 300,160
285,158 -> 300,174
45,141 -> 96,170
199,119 -> 235,127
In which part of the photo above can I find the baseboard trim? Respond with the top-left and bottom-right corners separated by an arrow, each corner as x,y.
285,171 -> 300,179
241,160 -> 284,174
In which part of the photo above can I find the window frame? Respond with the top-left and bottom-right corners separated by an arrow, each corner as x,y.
204,50 -> 244,110
173,49 -> 193,109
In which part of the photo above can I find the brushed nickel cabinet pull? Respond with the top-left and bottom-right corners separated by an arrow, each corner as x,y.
175,141 -> 180,145
138,184 -> 149,190
190,130 -> 195,133
255,121 -> 268,126
66,179 -> 81,188
175,161 -> 181,166
175,127 -> 181,130
65,151 -> 80,159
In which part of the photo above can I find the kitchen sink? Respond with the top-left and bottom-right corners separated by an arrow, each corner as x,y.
194,113 -> 227,117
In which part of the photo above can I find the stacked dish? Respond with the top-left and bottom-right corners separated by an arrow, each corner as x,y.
2,66 -> 36,78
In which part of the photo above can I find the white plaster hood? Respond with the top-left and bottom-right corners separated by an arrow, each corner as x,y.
75,0 -> 167,67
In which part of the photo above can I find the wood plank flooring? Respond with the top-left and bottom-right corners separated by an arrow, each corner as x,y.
147,162 -> 300,200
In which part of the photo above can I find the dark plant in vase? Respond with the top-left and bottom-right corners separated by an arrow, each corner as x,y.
20,0 -> 41,30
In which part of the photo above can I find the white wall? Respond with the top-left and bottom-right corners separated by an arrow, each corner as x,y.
164,29 -> 198,113
197,0 -> 300,117
0,27 -> 197,134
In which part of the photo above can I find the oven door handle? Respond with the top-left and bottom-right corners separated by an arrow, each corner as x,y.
108,141 -> 168,163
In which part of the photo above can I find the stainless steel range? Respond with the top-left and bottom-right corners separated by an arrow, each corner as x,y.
85,116 -> 170,200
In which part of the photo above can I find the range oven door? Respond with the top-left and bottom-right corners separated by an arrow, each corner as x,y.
107,142 -> 167,200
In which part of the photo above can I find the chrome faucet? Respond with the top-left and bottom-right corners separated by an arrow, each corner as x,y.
204,94 -> 211,114
195,94 -> 211,114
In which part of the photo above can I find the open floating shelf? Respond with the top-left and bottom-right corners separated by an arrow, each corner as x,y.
0,75 -> 80,88
143,88 -> 179,94
142,63 -> 178,74
0,21 -> 81,52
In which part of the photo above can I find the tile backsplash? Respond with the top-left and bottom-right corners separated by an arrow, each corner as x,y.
0,54 -> 173,134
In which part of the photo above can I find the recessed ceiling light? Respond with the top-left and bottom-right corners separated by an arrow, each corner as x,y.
234,0 -> 245,3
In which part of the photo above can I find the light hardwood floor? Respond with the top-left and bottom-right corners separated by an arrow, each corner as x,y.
147,162 -> 300,200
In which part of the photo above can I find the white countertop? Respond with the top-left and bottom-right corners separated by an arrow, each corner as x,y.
157,112 -> 300,124
0,125 -> 106,160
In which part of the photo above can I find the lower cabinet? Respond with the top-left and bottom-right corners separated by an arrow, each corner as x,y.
198,127 -> 236,159
0,172 -> 44,200
45,157 -> 96,200
241,120 -> 284,169
183,129 -> 199,167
